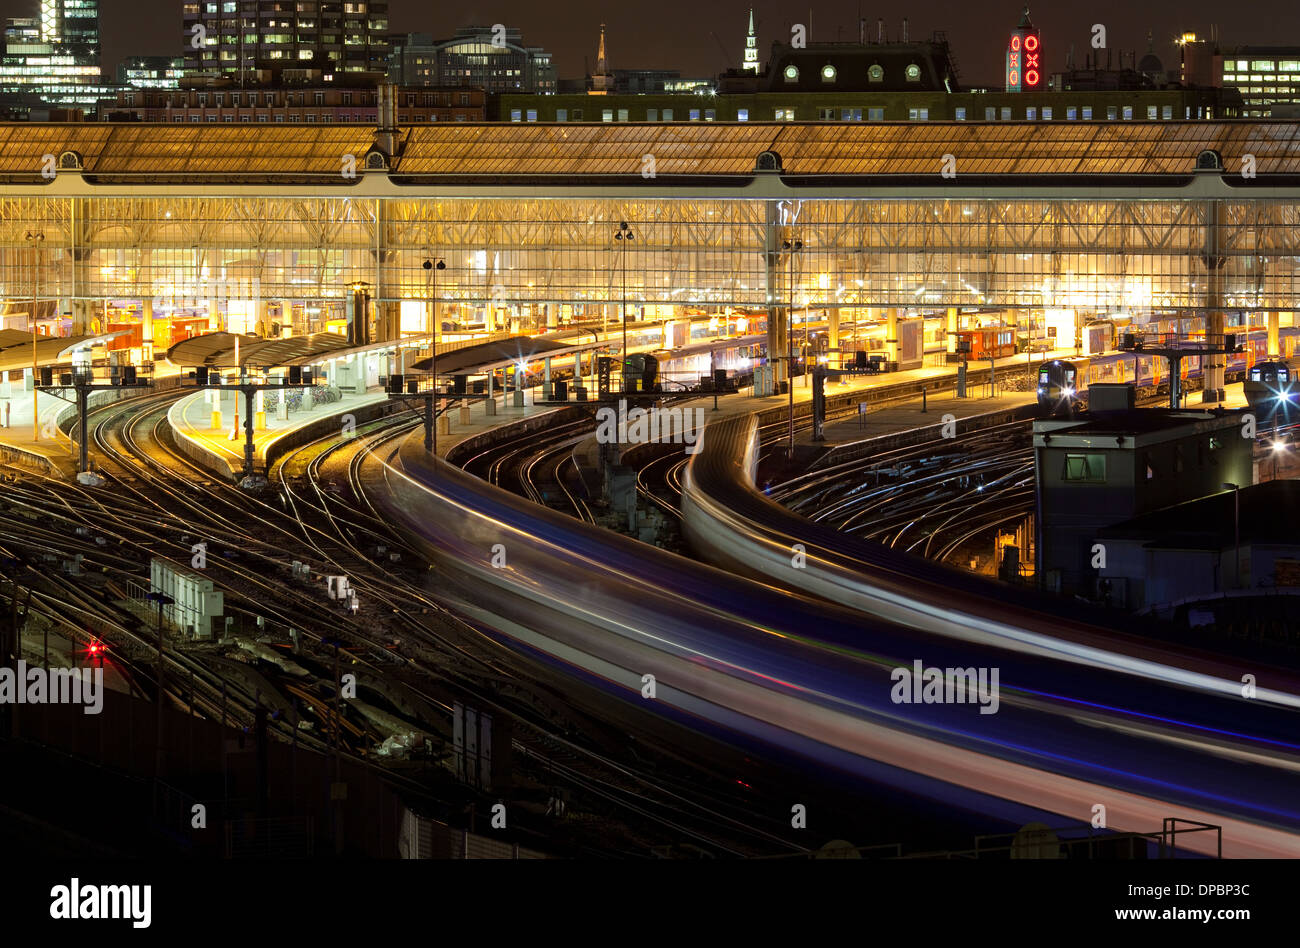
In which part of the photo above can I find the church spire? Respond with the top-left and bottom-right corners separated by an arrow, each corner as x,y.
743,8 -> 760,73
589,23 -> 613,94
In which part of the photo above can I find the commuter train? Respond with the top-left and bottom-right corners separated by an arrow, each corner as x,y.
1037,327 -> 1300,413
621,352 -> 660,394
1244,357 -> 1300,423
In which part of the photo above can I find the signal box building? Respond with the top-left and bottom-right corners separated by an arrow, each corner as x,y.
1095,479 -> 1300,611
1034,405 -> 1253,595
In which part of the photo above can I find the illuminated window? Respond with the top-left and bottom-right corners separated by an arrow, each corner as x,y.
906,63 -> 920,81
954,107 -> 966,120
1042,106 -> 1052,120
821,65 -> 836,82
783,65 -> 799,82
1026,107 -> 1036,120
868,64 -> 883,82
1063,453 -> 1107,483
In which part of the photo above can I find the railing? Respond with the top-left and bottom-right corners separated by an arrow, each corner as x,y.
755,819 -> 1222,860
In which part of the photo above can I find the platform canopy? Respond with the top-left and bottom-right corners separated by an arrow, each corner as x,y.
0,329 -> 131,373
410,335 -> 609,375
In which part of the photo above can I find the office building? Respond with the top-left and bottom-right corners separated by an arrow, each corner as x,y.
118,56 -> 185,89
1180,33 -> 1300,117
387,27 -> 555,94
181,0 -> 390,78
0,2 -> 108,112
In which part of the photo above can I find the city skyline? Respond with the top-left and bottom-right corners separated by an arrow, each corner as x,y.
2,0 -> 1300,85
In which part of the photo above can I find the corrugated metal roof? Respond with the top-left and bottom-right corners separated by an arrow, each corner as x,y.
2,121 -> 1299,181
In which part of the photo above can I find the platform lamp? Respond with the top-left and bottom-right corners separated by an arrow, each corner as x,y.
423,257 -> 445,410
784,237 -> 804,459
614,221 -> 635,387
24,231 -> 44,440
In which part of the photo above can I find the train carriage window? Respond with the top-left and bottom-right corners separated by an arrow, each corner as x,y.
1062,453 -> 1106,483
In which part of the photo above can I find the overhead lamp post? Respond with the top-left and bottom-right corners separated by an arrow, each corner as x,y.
615,221 -> 634,387
423,257 -> 445,454
784,237 -> 803,459
24,231 -> 44,440
1222,481 -> 1240,589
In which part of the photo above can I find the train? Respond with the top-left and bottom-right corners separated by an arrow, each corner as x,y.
954,327 -> 1017,361
1037,326 -> 1300,414
1244,357 -> 1300,423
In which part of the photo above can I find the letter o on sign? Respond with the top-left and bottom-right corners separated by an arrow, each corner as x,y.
1011,35 -> 1021,51
1025,70 -> 1039,86
1008,70 -> 1019,85
1025,34 -> 1038,52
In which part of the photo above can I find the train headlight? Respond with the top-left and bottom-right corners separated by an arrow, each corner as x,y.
1063,386 -> 1075,397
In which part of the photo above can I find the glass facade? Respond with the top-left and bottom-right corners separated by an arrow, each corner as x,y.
4,123 -> 1300,338
2,196 -> 1299,327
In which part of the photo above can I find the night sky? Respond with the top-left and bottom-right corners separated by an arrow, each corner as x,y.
5,0 -> 1300,85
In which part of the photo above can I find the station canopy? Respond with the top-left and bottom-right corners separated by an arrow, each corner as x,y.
4,121 -> 1300,183
411,335 -> 609,375
0,329 -> 130,373
167,331 -> 352,368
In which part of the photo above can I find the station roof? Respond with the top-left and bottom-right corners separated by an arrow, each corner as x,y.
6,121 -> 1300,183
411,335 -> 609,375
1035,407 -> 1245,445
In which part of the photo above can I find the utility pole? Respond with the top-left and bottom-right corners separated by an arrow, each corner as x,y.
784,237 -> 803,459
423,257 -> 445,455
145,591 -> 174,780
24,231 -> 44,441
615,221 -> 634,387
